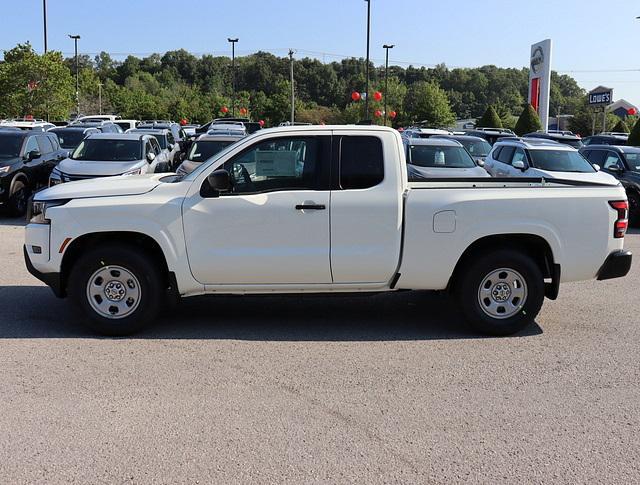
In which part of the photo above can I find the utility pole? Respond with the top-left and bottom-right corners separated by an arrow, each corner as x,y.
43,0 -> 48,53
98,82 -> 103,115
68,35 -> 81,117
289,49 -> 295,124
228,38 -> 239,117
383,44 -> 394,125
364,0 -> 371,121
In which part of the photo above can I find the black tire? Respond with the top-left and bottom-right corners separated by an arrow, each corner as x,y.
68,244 -> 164,336
455,249 -> 544,336
7,179 -> 30,217
628,192 -> 640,228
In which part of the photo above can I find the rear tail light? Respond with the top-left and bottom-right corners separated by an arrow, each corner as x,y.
609,200 -> 629,238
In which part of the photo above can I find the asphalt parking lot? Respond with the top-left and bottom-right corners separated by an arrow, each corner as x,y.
1,216 -> 639,483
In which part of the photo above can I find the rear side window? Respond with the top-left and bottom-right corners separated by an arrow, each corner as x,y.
491,146 -> 502,160
585,149 -> 606,165
339,136 -> 384,189
37,135 -> 54,154
497,146 -> 515,163
47,134 -> 60,150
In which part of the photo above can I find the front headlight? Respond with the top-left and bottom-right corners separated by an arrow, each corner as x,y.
122,168 -> 142,176
29,199 -> 68,224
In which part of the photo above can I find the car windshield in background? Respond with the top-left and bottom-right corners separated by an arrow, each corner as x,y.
459,139 -> 491,157
0,135 -> 22,158
528,150 -> 595,173
408,145 -> 476,168
625,152 -> 640,172
188,140 -> 235,163
71,139 -> 141,162
50,129 -> 84,148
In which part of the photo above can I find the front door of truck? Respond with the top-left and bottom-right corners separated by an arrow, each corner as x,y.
182,134 -> 332,285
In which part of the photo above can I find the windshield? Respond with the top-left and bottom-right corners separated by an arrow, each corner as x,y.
71,139 -> 141,162
0,135 -> 23,158
51,129 -> 85,149
528,149 -> 595,173
407,145 -> 476,168
458,139 -> 492,157
624,152 -> 640,172
188,140 -> 235,163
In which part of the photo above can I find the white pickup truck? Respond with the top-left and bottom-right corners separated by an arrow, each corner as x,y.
24,126 -> 632,336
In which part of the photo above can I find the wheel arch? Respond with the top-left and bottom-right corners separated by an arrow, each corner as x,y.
9,171 -> 29,193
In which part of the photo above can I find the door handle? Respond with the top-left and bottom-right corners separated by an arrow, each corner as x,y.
295,203 -> 326,210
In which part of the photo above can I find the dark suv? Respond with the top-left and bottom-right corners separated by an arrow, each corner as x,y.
464,128 -> 517,145
582,134 -> 628,146
580,145 -> 640,225
0,130 -> 67,215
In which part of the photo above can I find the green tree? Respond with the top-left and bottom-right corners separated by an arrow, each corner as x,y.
629,118 -> 640,147
403,81 -> 455,127
477,105 -> 503,128
611,119 -> 630,134
514,104 -> 543,135
0,43 -> 74,120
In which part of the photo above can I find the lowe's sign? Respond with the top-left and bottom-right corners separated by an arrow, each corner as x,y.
588,87 -> 613,106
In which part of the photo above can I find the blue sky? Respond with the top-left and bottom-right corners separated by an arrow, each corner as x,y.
2,0 -> 639,107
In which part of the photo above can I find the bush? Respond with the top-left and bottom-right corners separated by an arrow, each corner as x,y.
477,105 -> 503,128
611,119 -> 630,134
514,104 -> 543,136
629,118 -> 640,147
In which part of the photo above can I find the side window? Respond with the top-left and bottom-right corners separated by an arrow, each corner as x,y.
222,136 -> 323,194
586,149 -> 606,165
150,138 -> 161,154
47,134 -> 60,150
339,136 -> 384,190
167,132 -> 175,146
491,146 -> 502,160
37,135 -> 54,154
603,152 -> 623,170
144,141 -> 153,157
497,146 -> 515,164
23,136 -> 39,155
512,148 -> 527,165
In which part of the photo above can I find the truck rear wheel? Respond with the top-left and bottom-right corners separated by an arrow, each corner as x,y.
455,249 -> 544,336
68,244 -> 163,336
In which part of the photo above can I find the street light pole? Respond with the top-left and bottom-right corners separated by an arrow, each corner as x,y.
383,44 -> 394,125
228,38 -> 239,117
68,35 -> 81,117
98,83 -> 103,115
289,49 -> 295,124
364,0 -> 371,121
43,0 -> 48,53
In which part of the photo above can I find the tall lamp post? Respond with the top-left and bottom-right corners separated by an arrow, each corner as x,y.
363,0 -> 371,121
68,35 -> 81,117
43,0 -> 48,52
288,49 -> 295,124
382,44 -> 394,125
228,38 -> 239,117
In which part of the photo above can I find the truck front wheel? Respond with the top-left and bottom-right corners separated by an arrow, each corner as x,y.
456,249 -> 544,336
68,244 -> 164,336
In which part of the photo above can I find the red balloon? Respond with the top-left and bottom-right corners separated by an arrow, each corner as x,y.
180,118 -> 188,126
221,106 -> 229,114
628,107 -> 638,116
351,91 -> 361,102
389,110 -> 397,119
373,91 -> 383,102
258,120 -> 265,127
374,109 -> 383,118
397,127 -> 404,132
239,107 -> 248,115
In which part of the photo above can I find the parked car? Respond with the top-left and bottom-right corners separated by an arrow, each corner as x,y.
207,122 -> 247,137
402,127 -> 453,139
181,124 -> 200,137
198,118 -> 262,135
580,145 -> 640,225
431,135 -> 493,165
523,130 -> 583,149
113,120 -> 139,132
48,133 -> 170,185
485,138 -> 617,184
137,121 -> 185,141
127,128 -> 180,169
582,134 -> 628,146
0,119 -> 56,132
464,128 -> 517,145
69,121 -> 123,134
0,130 -> 66,215
404,137 -> 489,180
76,115 -> 121,123
49,126 -> 100,155
176,133 -> 244,176
25,125 -> 631,337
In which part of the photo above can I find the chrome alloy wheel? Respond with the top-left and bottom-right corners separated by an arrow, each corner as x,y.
86,266 -> 141,319
477,268 -> 528,319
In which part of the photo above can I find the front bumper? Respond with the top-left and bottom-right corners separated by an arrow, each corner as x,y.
597,250 -> 632,280
23,245 -> 65,297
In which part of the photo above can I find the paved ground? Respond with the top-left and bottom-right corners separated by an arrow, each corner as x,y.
0,216 -> 638,484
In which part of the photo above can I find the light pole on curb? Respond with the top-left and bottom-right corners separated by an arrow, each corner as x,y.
383,44 -> 394,125
228,38 -> 239,117
98,83 -> 103,115
363,0 -> 371,121
289,49 -> 295,124
43,0 -> 48,53
68,34 -> 81,117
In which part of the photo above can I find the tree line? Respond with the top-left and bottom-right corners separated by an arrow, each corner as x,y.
1,42 -> 638,142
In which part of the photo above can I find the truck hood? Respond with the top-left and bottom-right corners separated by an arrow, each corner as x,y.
35,174 -> 165,201
56,158 -> 145,177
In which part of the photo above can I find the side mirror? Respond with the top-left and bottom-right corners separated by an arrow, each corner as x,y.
207,169 -> 232,192
476,159 -> 485,167
27,150 -> 41,161
512,160 -> 526,171
146,152 -> 156,163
